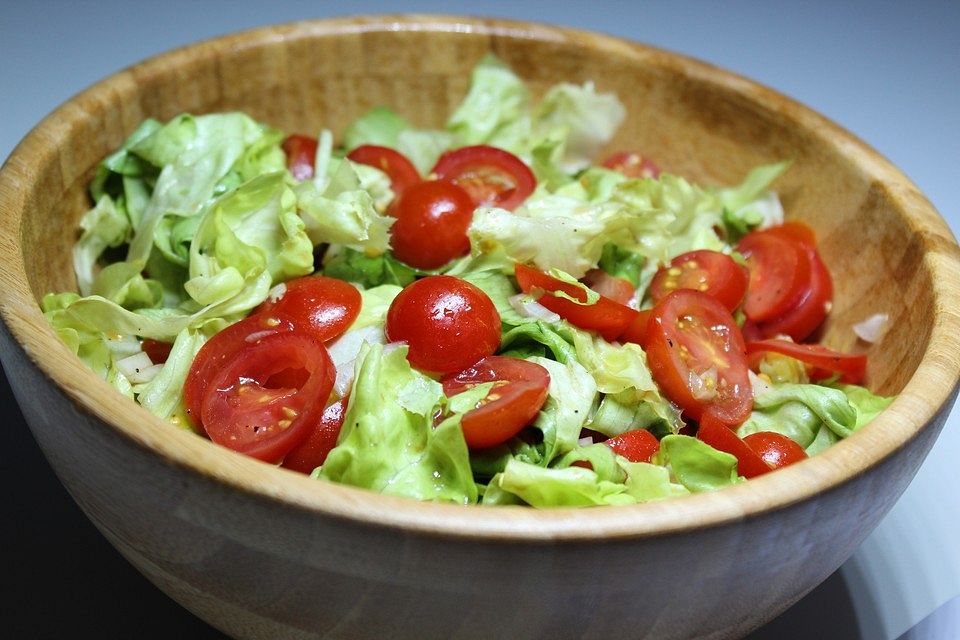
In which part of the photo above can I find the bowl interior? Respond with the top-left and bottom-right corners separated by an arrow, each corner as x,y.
3,16 -> 958,537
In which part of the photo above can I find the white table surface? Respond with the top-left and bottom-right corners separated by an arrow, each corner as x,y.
2,2 -> 957,638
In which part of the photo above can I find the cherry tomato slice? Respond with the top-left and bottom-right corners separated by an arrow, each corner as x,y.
184,314 -> 297,429
441,356 -> 550,449
601,151 -> 661,179
386,275 -> 501,374
742,431 -> 808,469
604,429 -> 660,463
751,247 -> 833,342
697,411 -> 772,478
644,289 -> 753,425
281,397 -> 347,473
738,230 -> 811,322
514,264 -> 637,342
253,276 -> 361,344
388,180 -> 475,270
201,332 -> 335,462
282,134 -> 318,182
431,145 -> 536,210
767,221 -> 817,247
582,269 -> 636,306
746,338 -> 866,384
141,338 -> 173,364
619,309 -> 652,346
346,144 -> 421,196
649,250 -> 749,312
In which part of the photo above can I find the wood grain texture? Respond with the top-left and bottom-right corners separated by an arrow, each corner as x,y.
0,15 -> 958,639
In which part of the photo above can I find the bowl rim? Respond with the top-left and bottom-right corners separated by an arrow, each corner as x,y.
1,14 -> 959,542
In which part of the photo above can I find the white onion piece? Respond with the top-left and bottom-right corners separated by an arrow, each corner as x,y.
116,352 -> 161,384
105,335 -> 142,358
751,192 -> 785,230
327,326 -> 386,397
748,370 -> 774,399
508,293 -> 561,323
853,313 -> 889,343
578,436 -> 594,447
267,282 -> 287,303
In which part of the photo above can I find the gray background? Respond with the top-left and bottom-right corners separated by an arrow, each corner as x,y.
2,1 -> 957,638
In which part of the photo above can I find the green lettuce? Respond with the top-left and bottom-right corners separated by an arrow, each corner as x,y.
656,435 -> 741,492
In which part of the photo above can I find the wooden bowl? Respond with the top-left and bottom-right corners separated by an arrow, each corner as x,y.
1,16 -> 958,640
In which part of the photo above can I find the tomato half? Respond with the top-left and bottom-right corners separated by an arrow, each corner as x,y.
281,397 -> 348,473
253,276 -> 361,344
697,411 -> 772,478
644,289 -> 752,424
346,144 -> 421,196
201,332 -> 335,462
431,145 -> 536,210
649,250 -> 749,312
619,309 -> 652,346
746,339 -> 866,384
737,230 -> 811,323
767,221 -> 817,247
388,180 -> 475,270
742,432 -> 808,469
582,268 -> 636,306
441,356 -> 550,449
601,151 -> 661,179
751,247 -> 833,342
282,134 -> 318,182
141,339 -> 173,364
514,264 -> 636,341
184,314 -> 297,428
603,429 -> 660,463
386,275 -> 502,374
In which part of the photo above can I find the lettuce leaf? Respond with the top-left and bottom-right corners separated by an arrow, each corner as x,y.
447,54 -> 531,147
657,435 -> 741,492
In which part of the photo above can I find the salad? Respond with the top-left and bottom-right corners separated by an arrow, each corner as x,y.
43,55 -> 892,507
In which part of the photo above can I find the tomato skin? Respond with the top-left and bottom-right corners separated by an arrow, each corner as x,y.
281,397 -> 347,473
746,339 -> 866,384
184,314 -> 297,429
441,356 -> 550,449
346,144 -> 421,196
619,309 -> 652,346
604,429 -> 660,463
582,269 -> 636,306
751,247 -> 833,342
431,145 -> 536,210
738,230 -> 811,322
514,264 -> 636,341
253,276 -> 361,343
282,134 -> 318,182
644,289 -> 753,425
386,275 -> 501,374
767,221 -> 817,247
142,339 -> 173,364
742,431 -> 808,469
601,151 -> 661,179
697,412 -> 772,478
649,250 -> 749,312
200,332 -> 335,462
388,180 -> 476,270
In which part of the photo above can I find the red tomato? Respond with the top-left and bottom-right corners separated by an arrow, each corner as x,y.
697,412 -> 772,478
514,264 -> 636,341
746,339 -> 866,384
430,145 -> 536,210
386,275 -> 501,373
737,230 -> 811,322
742,431 -> 808,469
581,269 -> 636,306
141,339 -> 173,364
644,289 -> 753,425
282,134 -> 318,182
767,221 -> 817,247
184,314 -> 297,428
649,250 -> 749,312
601,151 -> 661,179
619,309 -> 652,346
346,144 -> 421,196
200,332 -> 335,462
388,180 -> 475,269
751,247 -> 833,342
603,429 -> 660,463
281,397 -> 347,473
441,356 -> 550,449
253,276 -> 361,344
